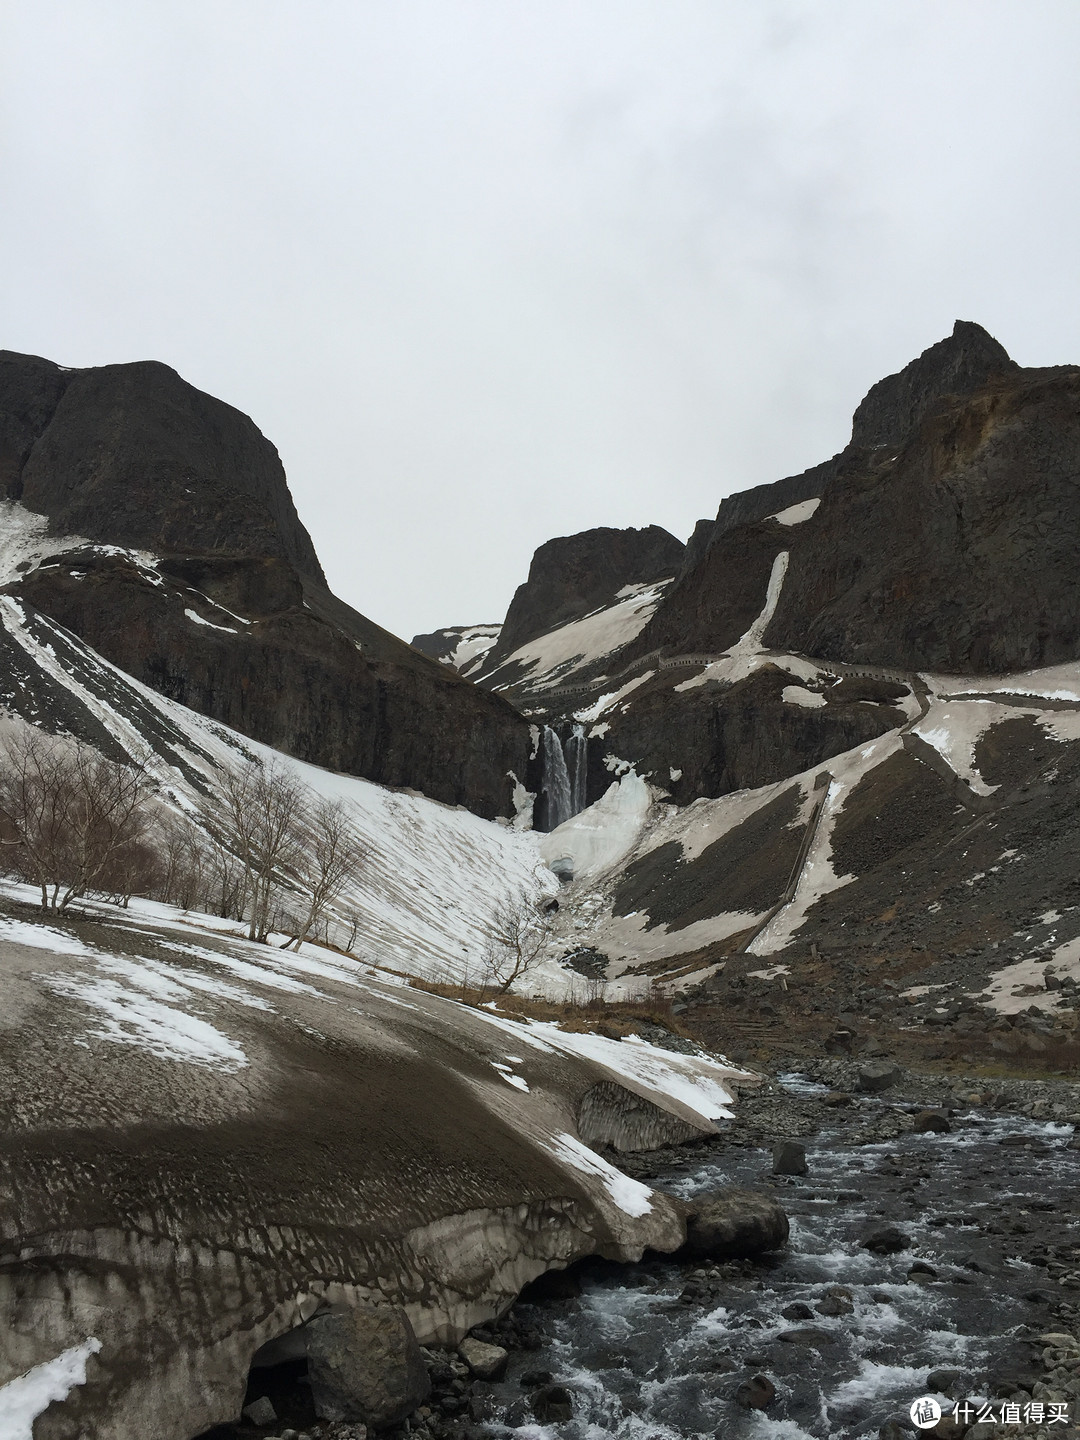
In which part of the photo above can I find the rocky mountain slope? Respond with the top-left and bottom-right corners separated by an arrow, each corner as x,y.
458,322 -> 1080,814
472,525 -> 684,692
408,324 -> 1080,1041
0,351 -> 531,818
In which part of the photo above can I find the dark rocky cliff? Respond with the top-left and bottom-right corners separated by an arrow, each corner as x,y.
765,365 -> 1080,672
630,321 -> 1029,669
0,350 -> 531,817
672,320 -> 1017,585
1,351 -> 325,579
481,524 -> 684,672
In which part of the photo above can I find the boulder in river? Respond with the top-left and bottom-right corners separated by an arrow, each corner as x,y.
735,1374 -> 776,1409
682,1187 -> 789,1260
778,1326 -> 837,1346
861,1223 -> 910,1254
305,1305 -> 431,1427
531,1383 -> 575,1423
913,1110 -> 951,1134
772,1140 -> 808,1175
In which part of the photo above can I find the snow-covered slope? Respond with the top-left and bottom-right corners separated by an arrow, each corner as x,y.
0,592 -> 554,988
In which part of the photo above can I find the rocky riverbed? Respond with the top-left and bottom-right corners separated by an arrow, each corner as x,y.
208,1065 -> 1080,1440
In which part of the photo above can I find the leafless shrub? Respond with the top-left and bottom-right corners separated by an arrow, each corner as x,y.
483,891 -> 551,994
286,797 -> 363,951
214,761 -> 307,942
0,732 -> 154,911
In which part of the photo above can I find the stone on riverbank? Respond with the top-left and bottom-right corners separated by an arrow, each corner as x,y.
858,1061 -> 902,1093
458,1337 -> 509,1381
682,1187 -> 790,1260
306,1305 -> 431,1428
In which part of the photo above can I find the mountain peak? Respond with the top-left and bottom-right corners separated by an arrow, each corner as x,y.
849,319 -> 1016,451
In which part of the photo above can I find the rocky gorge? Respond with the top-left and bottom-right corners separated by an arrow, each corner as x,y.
4,318 -> 1080,1440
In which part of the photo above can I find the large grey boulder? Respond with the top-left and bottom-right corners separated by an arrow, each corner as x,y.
858,1061 -> 902,1093
682,1187 -> 789,1260
458,1336 -> 508,1381
305,1305 -> 431,1429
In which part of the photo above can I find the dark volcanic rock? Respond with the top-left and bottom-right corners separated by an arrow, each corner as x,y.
599,664 -> 900,806
861,1224 -> 910,1254
630,322 -> 1018,665
3,351 -> 324,578
482,524 -> 684,669
682,1187 -> 789,1260
0,350 -> 531,817
622,517 -> 786,662
735,1374 -> 776,1410
849,320 -> 1015,451
530,1384 -> 575,1424
766,362 -> 1080,672
913,1111 -> 952,1134
306,1304 -> 431,1426
772,1140 -> 808,1176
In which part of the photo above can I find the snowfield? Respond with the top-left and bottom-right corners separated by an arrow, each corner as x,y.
0,592 -> 559,989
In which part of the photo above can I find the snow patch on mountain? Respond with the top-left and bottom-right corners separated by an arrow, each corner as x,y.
674,550 -> 793,692
767,497 -> 821,526
746,732 -> 905,954
485,580 -> 672,691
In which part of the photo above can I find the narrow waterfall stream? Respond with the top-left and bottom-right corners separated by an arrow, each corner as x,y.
540,725 -> 574,831
566,724 -> 588,817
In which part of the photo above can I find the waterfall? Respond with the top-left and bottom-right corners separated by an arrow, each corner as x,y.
540,726 -> 573,831
566,723 -> 588,816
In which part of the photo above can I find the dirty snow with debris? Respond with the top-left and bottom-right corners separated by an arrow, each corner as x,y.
545,1132 -> 655,1216
539,772 -> 653,880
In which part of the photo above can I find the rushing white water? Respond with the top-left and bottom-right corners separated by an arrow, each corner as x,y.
541,725 -> 574,831
481,1100 -> 1080,1439
566,723 -> 588,817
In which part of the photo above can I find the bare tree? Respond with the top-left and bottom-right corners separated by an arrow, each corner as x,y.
287,796 -> 363,950
483,891 -> 551,994
215,761 -> 308,942
0,733 -> 154,911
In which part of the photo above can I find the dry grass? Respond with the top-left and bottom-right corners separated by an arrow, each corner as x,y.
403,975 -> 695,1039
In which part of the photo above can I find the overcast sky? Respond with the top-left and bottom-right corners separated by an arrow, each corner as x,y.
3,2 -> 1079,641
